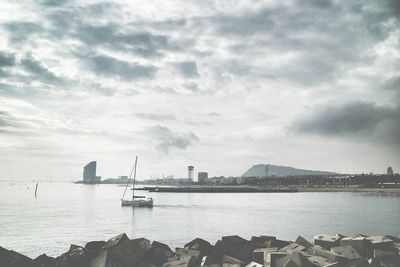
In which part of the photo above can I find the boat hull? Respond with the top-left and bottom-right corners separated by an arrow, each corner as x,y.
121,198 -> 153,207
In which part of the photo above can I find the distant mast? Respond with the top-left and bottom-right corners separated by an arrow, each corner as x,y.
34,182 -> 38,198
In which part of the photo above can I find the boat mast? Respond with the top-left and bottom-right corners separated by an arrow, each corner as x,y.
132,156 -> 138,201
121,156 -> 137,200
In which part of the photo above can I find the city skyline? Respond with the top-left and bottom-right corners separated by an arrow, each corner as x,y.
0,0 -> 399,180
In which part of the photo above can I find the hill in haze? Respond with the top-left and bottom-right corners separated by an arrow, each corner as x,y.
241,164 -> 336,177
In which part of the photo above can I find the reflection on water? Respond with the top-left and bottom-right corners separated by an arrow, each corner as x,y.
0,181 -> 399,257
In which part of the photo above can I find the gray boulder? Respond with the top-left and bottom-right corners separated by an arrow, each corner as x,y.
275,252 -> 314,267
313,235 -> 341,250
250,236 -> 276,249
295,237 -> 313,250
143,241 -> 173,267
85,241 -> 106,256
366,236 -> 394,251
245,261 -> 262,267
33,254 -> 56,267
340,237 -> 370,258
56,245 -> 91,267
0,246 -> 33,267
306,256 -> 334,267
279,243 -> 306,253
265,252 -> 288,267
185,238 -> 214,256
330,245 -> 361,260
306,246 -> 346,263
252,248 -> 277,264
90,250 -> 123,267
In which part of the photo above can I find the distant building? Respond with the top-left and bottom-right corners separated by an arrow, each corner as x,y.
387,166 -> 394,176
238,176 -> 258,184
198,172 -> 208,184
83,161 -> 97,183
206,176 -> 238,185
188,166 -> 194,182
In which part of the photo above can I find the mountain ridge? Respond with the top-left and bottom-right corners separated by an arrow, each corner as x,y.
241,164 -> 336,177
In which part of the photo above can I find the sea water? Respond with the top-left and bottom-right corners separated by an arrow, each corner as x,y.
0,181 -> 399,257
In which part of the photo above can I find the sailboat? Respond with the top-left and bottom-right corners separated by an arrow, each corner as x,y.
121,156 -> 153,207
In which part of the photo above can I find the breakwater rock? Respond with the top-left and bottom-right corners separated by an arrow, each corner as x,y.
1,233 -> 399,267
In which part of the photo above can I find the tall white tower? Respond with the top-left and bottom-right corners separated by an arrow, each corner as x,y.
387,166 -> 394,176
188,166 -> 194,181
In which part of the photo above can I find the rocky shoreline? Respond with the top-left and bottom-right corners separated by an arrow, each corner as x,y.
1,233 -> 399,267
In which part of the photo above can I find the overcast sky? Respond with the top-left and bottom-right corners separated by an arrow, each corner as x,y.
0,0 -> 399,180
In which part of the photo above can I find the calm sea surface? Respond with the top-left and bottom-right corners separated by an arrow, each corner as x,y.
0,181 -> 399,258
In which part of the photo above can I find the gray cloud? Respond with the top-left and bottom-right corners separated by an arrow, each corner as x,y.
0,110 -> 25,133
3,0 -> 398,89
4,22 -> 43,43
74,24 -> 119,45
183,82 -> 199,92
84,54 -> 157,80
194,0 -> 399,86
81,82 -> 118,96
383,76 -> 400,92
114,31 -> 169,50
0,111 -> 14,128
73,23 -> 171,58
0,51 -> 15,67
172,61 -> 199,78
135,113 -> 176,121
0,81 -> 59,99
209,10 -> 276,37
291,101 -> 400,145
208,1 -> 398,39
207,112 -> 220,117
8,0 -> 394,90
37,3 -> 177,59
4,4 -> 230,64
149,125 -> 198,154
38,0 -> 66,6
46,9 -> 78,30
131,47 -> 163,59
144,18 -> 187,30
0,107 -> 103,137
20,55 -> 65,85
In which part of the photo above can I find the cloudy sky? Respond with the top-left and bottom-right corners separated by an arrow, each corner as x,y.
0,0 -> 399,180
